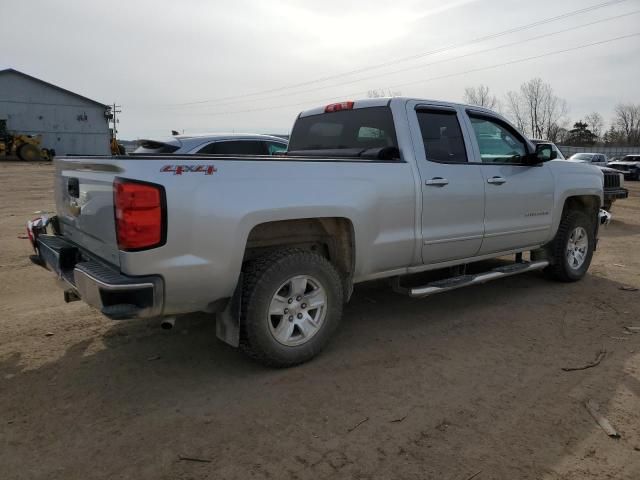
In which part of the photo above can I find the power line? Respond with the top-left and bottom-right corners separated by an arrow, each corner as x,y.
163,0 -> 630,107
388,32 -> 640,91
162,9 -> 640,111
185,31 -> 640,118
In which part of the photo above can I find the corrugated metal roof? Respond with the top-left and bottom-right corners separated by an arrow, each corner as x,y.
0,68 -> 108,108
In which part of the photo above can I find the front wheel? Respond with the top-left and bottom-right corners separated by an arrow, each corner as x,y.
17,143 -> 40,161
546,210 -> 595,282
240,249 -> 343,367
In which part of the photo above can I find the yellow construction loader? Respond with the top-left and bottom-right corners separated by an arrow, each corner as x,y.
0,133 -> 53,161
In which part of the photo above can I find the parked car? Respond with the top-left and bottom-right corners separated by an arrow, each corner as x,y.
607,155 -> 640,181
568,152 -> 608,166
133,133 -> 288,155
29,98 -> 607,367
531,141 -> 627,211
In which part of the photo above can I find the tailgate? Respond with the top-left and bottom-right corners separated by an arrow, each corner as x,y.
54,158 -> 121,266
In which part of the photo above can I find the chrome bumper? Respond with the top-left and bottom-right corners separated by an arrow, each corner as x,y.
35,234 -> 164,319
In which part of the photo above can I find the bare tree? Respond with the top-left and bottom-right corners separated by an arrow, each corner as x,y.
367,88 -> 401,99
463,85 -> 498,109
613,103 -> 640,144
584,112 -> 604,140
505,90 -> 527,133
504,78 -> 567,140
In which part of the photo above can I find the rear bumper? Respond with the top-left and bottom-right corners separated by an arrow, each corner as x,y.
35,234 -> 164,319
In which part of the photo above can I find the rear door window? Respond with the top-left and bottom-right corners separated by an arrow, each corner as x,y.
197,140 -> 267,155
288,107 -> 398,152
265,141 -> 287,154
134,140 -> 180,154
416,109 -> 468,163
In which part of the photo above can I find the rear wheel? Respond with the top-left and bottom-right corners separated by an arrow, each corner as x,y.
240,249 -> 343,367
546,210 -> 595,282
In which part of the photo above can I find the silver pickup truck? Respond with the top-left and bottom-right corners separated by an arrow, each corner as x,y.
30,98 -> 607,367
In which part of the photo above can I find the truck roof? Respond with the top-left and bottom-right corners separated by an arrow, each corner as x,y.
298,97 -> 497,118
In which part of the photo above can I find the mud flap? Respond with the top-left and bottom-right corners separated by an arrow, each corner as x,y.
216,274 -> 242,347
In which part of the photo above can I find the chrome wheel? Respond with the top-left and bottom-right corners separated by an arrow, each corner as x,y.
267,275 -> 327,347
566,226 -> 588,270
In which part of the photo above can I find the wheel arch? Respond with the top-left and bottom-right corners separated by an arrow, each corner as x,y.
243,217 -> 356,300
562,194 -> 600,215
548,192 -> 601,242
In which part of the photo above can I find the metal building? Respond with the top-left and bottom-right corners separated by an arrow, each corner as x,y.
0,69 -> 111,155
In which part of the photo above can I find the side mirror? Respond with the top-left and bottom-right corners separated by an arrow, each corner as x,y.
534,143 -> 557,162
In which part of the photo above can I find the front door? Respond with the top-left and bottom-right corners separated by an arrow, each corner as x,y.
465,112 -> 554,255
408,103 -> 486,264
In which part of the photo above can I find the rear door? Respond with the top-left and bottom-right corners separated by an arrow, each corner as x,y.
464,111 -> 554,255
407,102 -> 485,263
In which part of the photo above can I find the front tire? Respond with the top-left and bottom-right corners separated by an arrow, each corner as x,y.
17,143 -> 40,161
546,210 -> 595,282
240,249 -> 343,367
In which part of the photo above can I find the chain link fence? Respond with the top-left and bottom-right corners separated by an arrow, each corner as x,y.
558,145 -> 640,159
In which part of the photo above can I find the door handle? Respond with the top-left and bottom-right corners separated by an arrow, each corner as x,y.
487,176 -> 506,185
425,177 -> 449,186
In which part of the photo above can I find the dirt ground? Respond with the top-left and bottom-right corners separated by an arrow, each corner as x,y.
1,161 -> 640,480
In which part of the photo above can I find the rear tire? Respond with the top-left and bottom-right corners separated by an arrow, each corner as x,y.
240,248 -> 343,367
546,210 -> 594,282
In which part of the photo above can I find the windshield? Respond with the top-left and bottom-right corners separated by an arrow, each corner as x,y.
288,107 -> 398,153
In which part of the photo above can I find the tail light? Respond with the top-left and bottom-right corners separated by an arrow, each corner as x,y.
325,101 -> 354,113
114,178 -> 165,251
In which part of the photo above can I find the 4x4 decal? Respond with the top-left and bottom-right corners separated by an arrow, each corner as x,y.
161,165 -> 217,175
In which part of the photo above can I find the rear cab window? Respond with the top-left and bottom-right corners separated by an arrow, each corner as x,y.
287,106 -> 399,159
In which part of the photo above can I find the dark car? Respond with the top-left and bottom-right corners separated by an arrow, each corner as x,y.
607,155 -> 640,181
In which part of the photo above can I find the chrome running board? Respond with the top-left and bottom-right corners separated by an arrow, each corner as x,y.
395,260 -> 550,298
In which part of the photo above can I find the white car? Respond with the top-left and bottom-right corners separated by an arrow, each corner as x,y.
568,152 -> 608,166
134,133 -> 288,155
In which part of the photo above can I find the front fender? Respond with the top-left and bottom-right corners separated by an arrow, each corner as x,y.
546,160 -> 603,243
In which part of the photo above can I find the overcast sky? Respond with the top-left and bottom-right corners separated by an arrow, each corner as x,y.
2,0 -> 639,138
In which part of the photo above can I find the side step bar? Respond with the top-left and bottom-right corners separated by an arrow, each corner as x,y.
394,260 -> 550,298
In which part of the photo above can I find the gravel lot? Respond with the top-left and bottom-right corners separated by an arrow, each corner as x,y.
1,161 -> 640,480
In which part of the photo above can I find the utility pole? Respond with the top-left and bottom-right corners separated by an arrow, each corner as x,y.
110,103 -> 122,141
